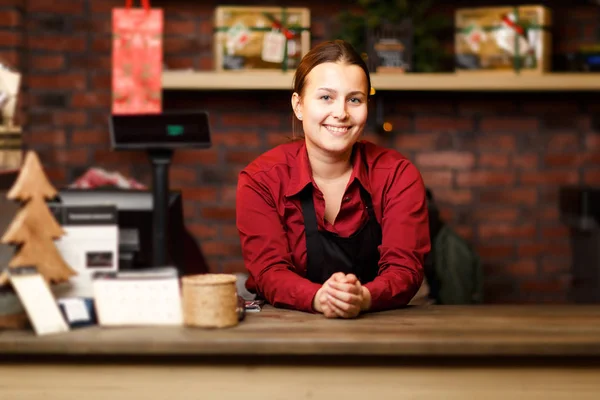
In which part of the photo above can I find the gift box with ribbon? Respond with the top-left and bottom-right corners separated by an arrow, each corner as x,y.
455,5 -> 551,74
214,6 -> 311,72
112,0 -> 163,114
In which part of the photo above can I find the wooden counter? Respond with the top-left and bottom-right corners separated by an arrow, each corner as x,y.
1,305 -> 600,399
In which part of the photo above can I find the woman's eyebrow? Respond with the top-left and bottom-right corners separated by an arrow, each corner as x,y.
316,88 -> 366,97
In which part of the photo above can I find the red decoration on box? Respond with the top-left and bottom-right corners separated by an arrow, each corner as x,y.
111,0 -> 163,115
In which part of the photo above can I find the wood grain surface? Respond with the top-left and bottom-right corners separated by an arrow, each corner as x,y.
2,304 -> 600,357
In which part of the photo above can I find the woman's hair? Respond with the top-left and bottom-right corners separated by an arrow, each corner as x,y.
291,40 -> 371,137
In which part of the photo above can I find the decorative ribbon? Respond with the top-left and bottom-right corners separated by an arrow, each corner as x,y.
457,7 -> 549,74
126,0 -> 151,11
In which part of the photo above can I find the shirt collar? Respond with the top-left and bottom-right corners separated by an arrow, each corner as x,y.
285,141 -> 372,198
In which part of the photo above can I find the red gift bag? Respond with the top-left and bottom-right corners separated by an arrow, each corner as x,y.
112,0 -> 163,115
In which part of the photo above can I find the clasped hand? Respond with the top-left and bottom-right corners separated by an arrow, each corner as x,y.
313,272 -> 371,318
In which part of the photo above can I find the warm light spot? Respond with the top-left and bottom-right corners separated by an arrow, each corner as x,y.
382,122 -> 393,132
370,87 -> 376,95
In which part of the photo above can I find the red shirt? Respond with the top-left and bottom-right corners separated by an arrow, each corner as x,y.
236,140 -> 430,313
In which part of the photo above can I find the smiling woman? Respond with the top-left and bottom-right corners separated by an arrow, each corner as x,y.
236,40 -> 430,318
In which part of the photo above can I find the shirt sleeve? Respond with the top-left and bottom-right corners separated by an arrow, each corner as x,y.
236,171 -> 321,313
364,161 -> 430,311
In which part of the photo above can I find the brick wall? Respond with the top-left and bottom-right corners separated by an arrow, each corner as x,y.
2,0 -> 599,302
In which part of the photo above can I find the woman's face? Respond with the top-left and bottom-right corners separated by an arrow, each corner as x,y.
292,61 -> 368,156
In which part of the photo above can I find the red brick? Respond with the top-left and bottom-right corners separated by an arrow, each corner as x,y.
222,260 -> 247,274
164,19 -> 197,35
541,259 -> 571,275
26,35 -> 86,52
53,111 -> 88,126
475,244 -> 514,259
181,187 -> 218,202
386,115 -> 412,132
415,151 -> 475,169
169,167 -> 197,184
201,207 -> 236,221
164,56 -> 196,70
267,132 -> 297,147
429,189 -> 472,205
520,171 -> 579,185
91,74 -> 111,90
226,150 -> 263,165
513,154 -> 539,169
71,54 -> 111,70
475,135 -> 516,151
220,186 -> 238,203
518,242 -> 571,257
420,171 -> 453,188
220,113 -> 282,129
395,99 -> 455,114
474,208 -> 519,222
519,278 -> 570,295
480,117 -> 540,134
93,150 -> 148,165
90,1 -> 126,13
71,92 -> 111,109
42,167 -> 66,185
27,1 -> 84,14
198,55 -> 213,70
29,55 -> 65,71
586,133 -> 600,149
454,225 -> 474,241
202,241 -> 242,257
458,99 -> 518,115
478,154 -> 509,168
164,37 -> 201,54
584,169 -> 600,185
211,132 -> 261,147
478,223 -> 537,240
0,50 -> 18,67
29,73 -> 87,90
536,206 -> 559,220
221,224 -> 240,239
182,201 -> 197,219
414,116 -> 473,133
522,100 -> 580,114
0,31 -> 20,47
91,37 -> 110,53
28,130 -> 66,146
544,153 -> 588,167
546,133 -> 580,151
542,225 -> 570,239
172,149 -> 219,165
395,133 -> 439,150
457,171 -> 515,187
0,10 -> 20,26
505,259 -> 538,277
39,148 -> 89,166
187,223 -> 218,240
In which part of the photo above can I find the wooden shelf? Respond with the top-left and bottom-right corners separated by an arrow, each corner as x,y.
163,71 -> 600,92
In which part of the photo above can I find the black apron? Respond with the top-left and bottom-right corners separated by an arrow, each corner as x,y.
300,184 -> 382,285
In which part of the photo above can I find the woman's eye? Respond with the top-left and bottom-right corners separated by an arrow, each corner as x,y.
349,98 -> 361,103
320,95 -> 331,101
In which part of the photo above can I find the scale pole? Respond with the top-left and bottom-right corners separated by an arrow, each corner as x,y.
148,149 -> 173,267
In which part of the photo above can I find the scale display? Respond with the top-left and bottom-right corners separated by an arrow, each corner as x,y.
109,111 -> 212,150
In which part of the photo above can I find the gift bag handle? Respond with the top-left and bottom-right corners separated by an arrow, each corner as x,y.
126,0 -> 151,10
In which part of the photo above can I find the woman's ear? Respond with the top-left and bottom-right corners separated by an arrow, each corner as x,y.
291,92 -> 302,120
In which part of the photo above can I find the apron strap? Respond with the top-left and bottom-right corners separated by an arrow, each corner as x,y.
300,185 -> 326,282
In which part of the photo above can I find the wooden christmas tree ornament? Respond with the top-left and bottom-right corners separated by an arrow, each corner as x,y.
0,151 -> 76,285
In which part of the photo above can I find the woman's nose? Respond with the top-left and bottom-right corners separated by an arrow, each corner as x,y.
332,100 -> 348,119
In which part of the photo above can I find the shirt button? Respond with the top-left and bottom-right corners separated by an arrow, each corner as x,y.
343,196 -> 351,202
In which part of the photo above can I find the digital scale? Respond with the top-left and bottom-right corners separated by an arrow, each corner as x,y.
108,111 -> 212,268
